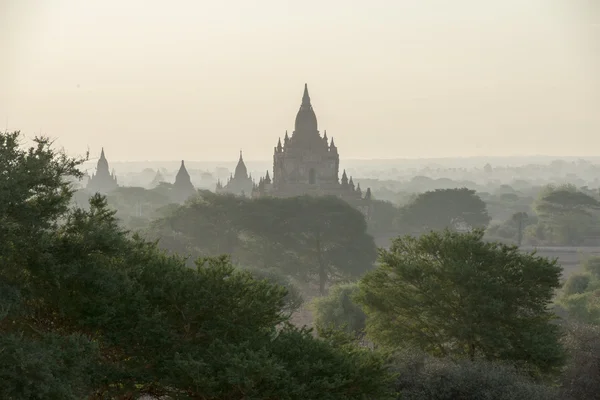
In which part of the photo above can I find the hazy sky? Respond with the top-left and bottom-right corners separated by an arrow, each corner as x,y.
2,0 -> 599,162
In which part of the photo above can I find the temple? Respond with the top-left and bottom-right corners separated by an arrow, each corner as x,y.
149,169 -> 165,188
216,151 -> 254,197
172,160 -> 196,203
252,84 -> 370,208
86,148 -> 118,194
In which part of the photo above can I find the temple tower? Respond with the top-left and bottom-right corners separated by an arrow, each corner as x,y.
172,160 -> 196,203
86,148 -> 118,194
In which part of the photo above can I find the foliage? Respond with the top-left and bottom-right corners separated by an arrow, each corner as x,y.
0,333 -> 99,400
398,188 -> 491,234
531,184 -> 600,245
559,322 -> 600,400
0,130 -> 393,399
389,349 -> 560,400
365,199 -> 401,237
311,282 -> 366,337
487,212 -> 537,245
243,266 -> 304,314
105,185 -> 174,230
555,256 -> 600,325
357,229 -> 565,373
152,193 -> 377,294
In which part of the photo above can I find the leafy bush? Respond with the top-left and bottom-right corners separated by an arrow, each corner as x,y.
559,322 -> 600,400
390,349 -> 560,400
556,257 -> 600,325
311,282 -> 366,337
0,333 -> 99,400
244,266 -> 304,314
563,273 -> 591,295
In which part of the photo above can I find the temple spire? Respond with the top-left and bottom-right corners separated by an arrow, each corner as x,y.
301,83 -> 311,107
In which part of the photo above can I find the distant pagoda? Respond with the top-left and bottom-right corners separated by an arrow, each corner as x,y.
172,160 -> 196,203
216,150 -> 254,197
86,148 -> 118,194
150,169 -> 165,188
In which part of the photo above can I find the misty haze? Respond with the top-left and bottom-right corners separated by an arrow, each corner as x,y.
1,1 -> 600,399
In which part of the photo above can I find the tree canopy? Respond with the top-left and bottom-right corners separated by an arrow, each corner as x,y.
152,192 -> 377,294
398,188 -> 491,234
0,131 -> 392,399
357,229 -> 564,373
531,184 -> 600,245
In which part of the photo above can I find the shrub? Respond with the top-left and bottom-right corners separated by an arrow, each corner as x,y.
390,349 -> 559,400
311,282 -> 366,337
244,266 -> 304,314
559,322 -> 600,400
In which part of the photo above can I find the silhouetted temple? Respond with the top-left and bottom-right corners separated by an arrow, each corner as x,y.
149,169 -> 165,188
216,151 -> 254,197
172,160 -> 196,203
86,148 -> 118,194
252,84 -> 370,207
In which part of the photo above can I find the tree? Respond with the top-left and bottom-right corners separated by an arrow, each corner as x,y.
532,184 -> 600,245
312,282 -> 367,338
156,194 -> 378,295
150,190 -> 244,259
106,186 -> 173,230
399,188 -> 491,234
486,212 -> 536,245
357,230 -> 565,373
0,130 -> 394,399
254,196 -> 377,295
512,211 -> 529,246
365,199 -> 401,239
555,256 -> 600,325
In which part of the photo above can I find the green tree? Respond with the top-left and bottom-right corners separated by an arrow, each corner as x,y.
106,185 -> 173,230
150,190 -> 244,259
513,211 -> 529,246
312,282 -> 367,338
156,194 -> 378,295
532,184 -> 600,245
357,230 -> 565,373
555,256 -> 600,325
257,196 -> 377,295
399,188 -> 491,234
365,199 -> 401,239
0,130 -> 393,399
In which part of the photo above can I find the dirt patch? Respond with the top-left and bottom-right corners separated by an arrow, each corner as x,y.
290,306 -> 314,329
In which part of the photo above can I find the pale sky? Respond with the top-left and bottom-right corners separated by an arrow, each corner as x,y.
1,0 -> 599,162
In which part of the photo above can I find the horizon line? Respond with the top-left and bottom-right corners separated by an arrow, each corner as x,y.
83,154 -> 600,164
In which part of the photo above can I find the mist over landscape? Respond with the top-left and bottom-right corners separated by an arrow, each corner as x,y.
2,1 -> 600,399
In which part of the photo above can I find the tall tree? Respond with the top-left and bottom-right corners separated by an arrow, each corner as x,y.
399,188 -> 490,234
251,196 -> 377,295
357,229 -> 565,373
150,190 -> 245,259
533,184 -> 600,245
512,211 -> 529,246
